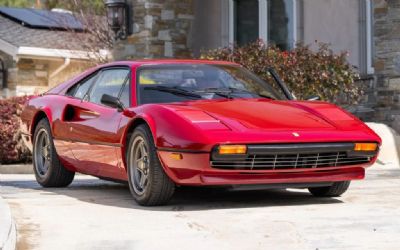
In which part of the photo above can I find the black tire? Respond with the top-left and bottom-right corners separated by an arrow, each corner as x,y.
33,119 -> 75,187
308,181 -> 351,197
127,125 -> 175,206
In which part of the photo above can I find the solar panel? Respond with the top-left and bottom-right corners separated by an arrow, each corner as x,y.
0,7 -> 84,31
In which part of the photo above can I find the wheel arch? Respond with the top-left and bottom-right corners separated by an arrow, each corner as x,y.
121,116 -> 156,172
30,108 -> 53,137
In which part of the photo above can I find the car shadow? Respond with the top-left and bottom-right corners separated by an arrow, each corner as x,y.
0,176 -> 343,211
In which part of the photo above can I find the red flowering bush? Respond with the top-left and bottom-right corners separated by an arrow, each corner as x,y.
0,96 -> 32,164
201,40 -> 361,104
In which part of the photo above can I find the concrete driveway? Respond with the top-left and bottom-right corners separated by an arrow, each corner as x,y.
1,163 -> 400,250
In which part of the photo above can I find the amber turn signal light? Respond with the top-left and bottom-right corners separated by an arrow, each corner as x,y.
354,143 -> 378,151
169,153 -> 183,160
218,145 -> 247,154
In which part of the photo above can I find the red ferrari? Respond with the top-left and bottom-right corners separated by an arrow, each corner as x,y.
21,60 -> 381,205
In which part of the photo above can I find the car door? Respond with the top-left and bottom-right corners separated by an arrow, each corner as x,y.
66,67 -> 131,179
52,71 -> 100,170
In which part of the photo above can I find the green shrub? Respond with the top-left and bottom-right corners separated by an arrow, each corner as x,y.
200,40 -> 361,104
0,96 -> 32,164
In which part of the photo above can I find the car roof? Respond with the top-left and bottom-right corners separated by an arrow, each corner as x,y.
99,59 -> 239,68
46,59 -> 239,95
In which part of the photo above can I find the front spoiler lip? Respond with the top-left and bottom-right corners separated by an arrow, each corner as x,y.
198,167 -> 366,186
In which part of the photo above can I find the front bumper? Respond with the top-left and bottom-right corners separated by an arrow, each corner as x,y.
157,150 -> 374,186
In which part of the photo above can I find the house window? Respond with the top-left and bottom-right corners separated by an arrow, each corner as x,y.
231,0 -> 296,50
268,0 -> 296,50
234,0 -> 259,46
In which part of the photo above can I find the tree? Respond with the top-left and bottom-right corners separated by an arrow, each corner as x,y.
57,0 -> 112,63
0,0 -> 36,8
43,0 -> 105,15
0,0 -> 105,14
40,1 -> 112,64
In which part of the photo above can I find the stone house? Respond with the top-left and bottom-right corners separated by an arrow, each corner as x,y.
0,7 -> 109,98
112,0 -> 399,131
1,1 -> 398,131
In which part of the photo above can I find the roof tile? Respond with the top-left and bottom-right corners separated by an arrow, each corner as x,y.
0,14 -> 98,51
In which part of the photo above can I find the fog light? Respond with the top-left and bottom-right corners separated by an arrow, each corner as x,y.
218,145 -> 247,154
354,143 -> 377,151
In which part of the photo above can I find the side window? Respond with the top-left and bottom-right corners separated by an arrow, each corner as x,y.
88,68 -> 130,105
67,74 -> 97,99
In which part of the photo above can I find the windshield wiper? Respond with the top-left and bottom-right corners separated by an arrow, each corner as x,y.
227,88 -> 276,100
200,87 -> 275,100
196,88 -> 233,99
144,86 -> 202,99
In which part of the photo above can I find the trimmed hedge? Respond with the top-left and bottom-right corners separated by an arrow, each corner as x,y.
201,40 -> 361,104
0,96 -> 32,164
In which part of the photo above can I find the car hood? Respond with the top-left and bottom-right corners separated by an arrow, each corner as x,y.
166,99 -> 362,132
132,99 -> 381,151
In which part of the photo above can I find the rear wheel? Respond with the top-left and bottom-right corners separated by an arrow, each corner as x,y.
33,119 -> 75,187
127,125 -> 175,206
308,181 -> 351,197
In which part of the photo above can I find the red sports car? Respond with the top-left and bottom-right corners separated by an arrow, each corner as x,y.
21,60 -> 381,206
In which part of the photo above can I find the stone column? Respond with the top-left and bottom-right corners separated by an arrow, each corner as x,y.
372,0 -> 400,132
113,0 -> 193,60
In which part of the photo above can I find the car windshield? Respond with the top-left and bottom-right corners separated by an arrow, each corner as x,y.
137,64 -> 286,104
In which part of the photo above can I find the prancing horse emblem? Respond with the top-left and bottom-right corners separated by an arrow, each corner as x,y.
292,132 -> 300,137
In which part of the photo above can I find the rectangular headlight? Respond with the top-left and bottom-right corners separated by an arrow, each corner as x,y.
218,145 -> 247,154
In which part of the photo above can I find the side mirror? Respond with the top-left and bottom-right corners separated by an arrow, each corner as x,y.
307,95 -> 321,101
101,94 -> 124,111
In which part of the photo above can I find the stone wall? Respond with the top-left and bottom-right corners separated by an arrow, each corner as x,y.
15,59 -> 49,87
0,55 -> 94,97
6,58 -> 49,96
48,60 -> 93,88
113,0 -> 193,60
372,0 -> 400,132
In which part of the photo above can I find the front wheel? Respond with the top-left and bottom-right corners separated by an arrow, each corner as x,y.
127,125 -> 175,206
308,181 -> 351,197
33,119 -> 75,187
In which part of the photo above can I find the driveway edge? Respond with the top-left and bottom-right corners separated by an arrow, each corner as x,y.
0,197 -> 16,250
366,122 -> 400,167
0,164 -> 33,174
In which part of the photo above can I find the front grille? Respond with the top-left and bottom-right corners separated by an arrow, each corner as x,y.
211,151 -> 372,170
